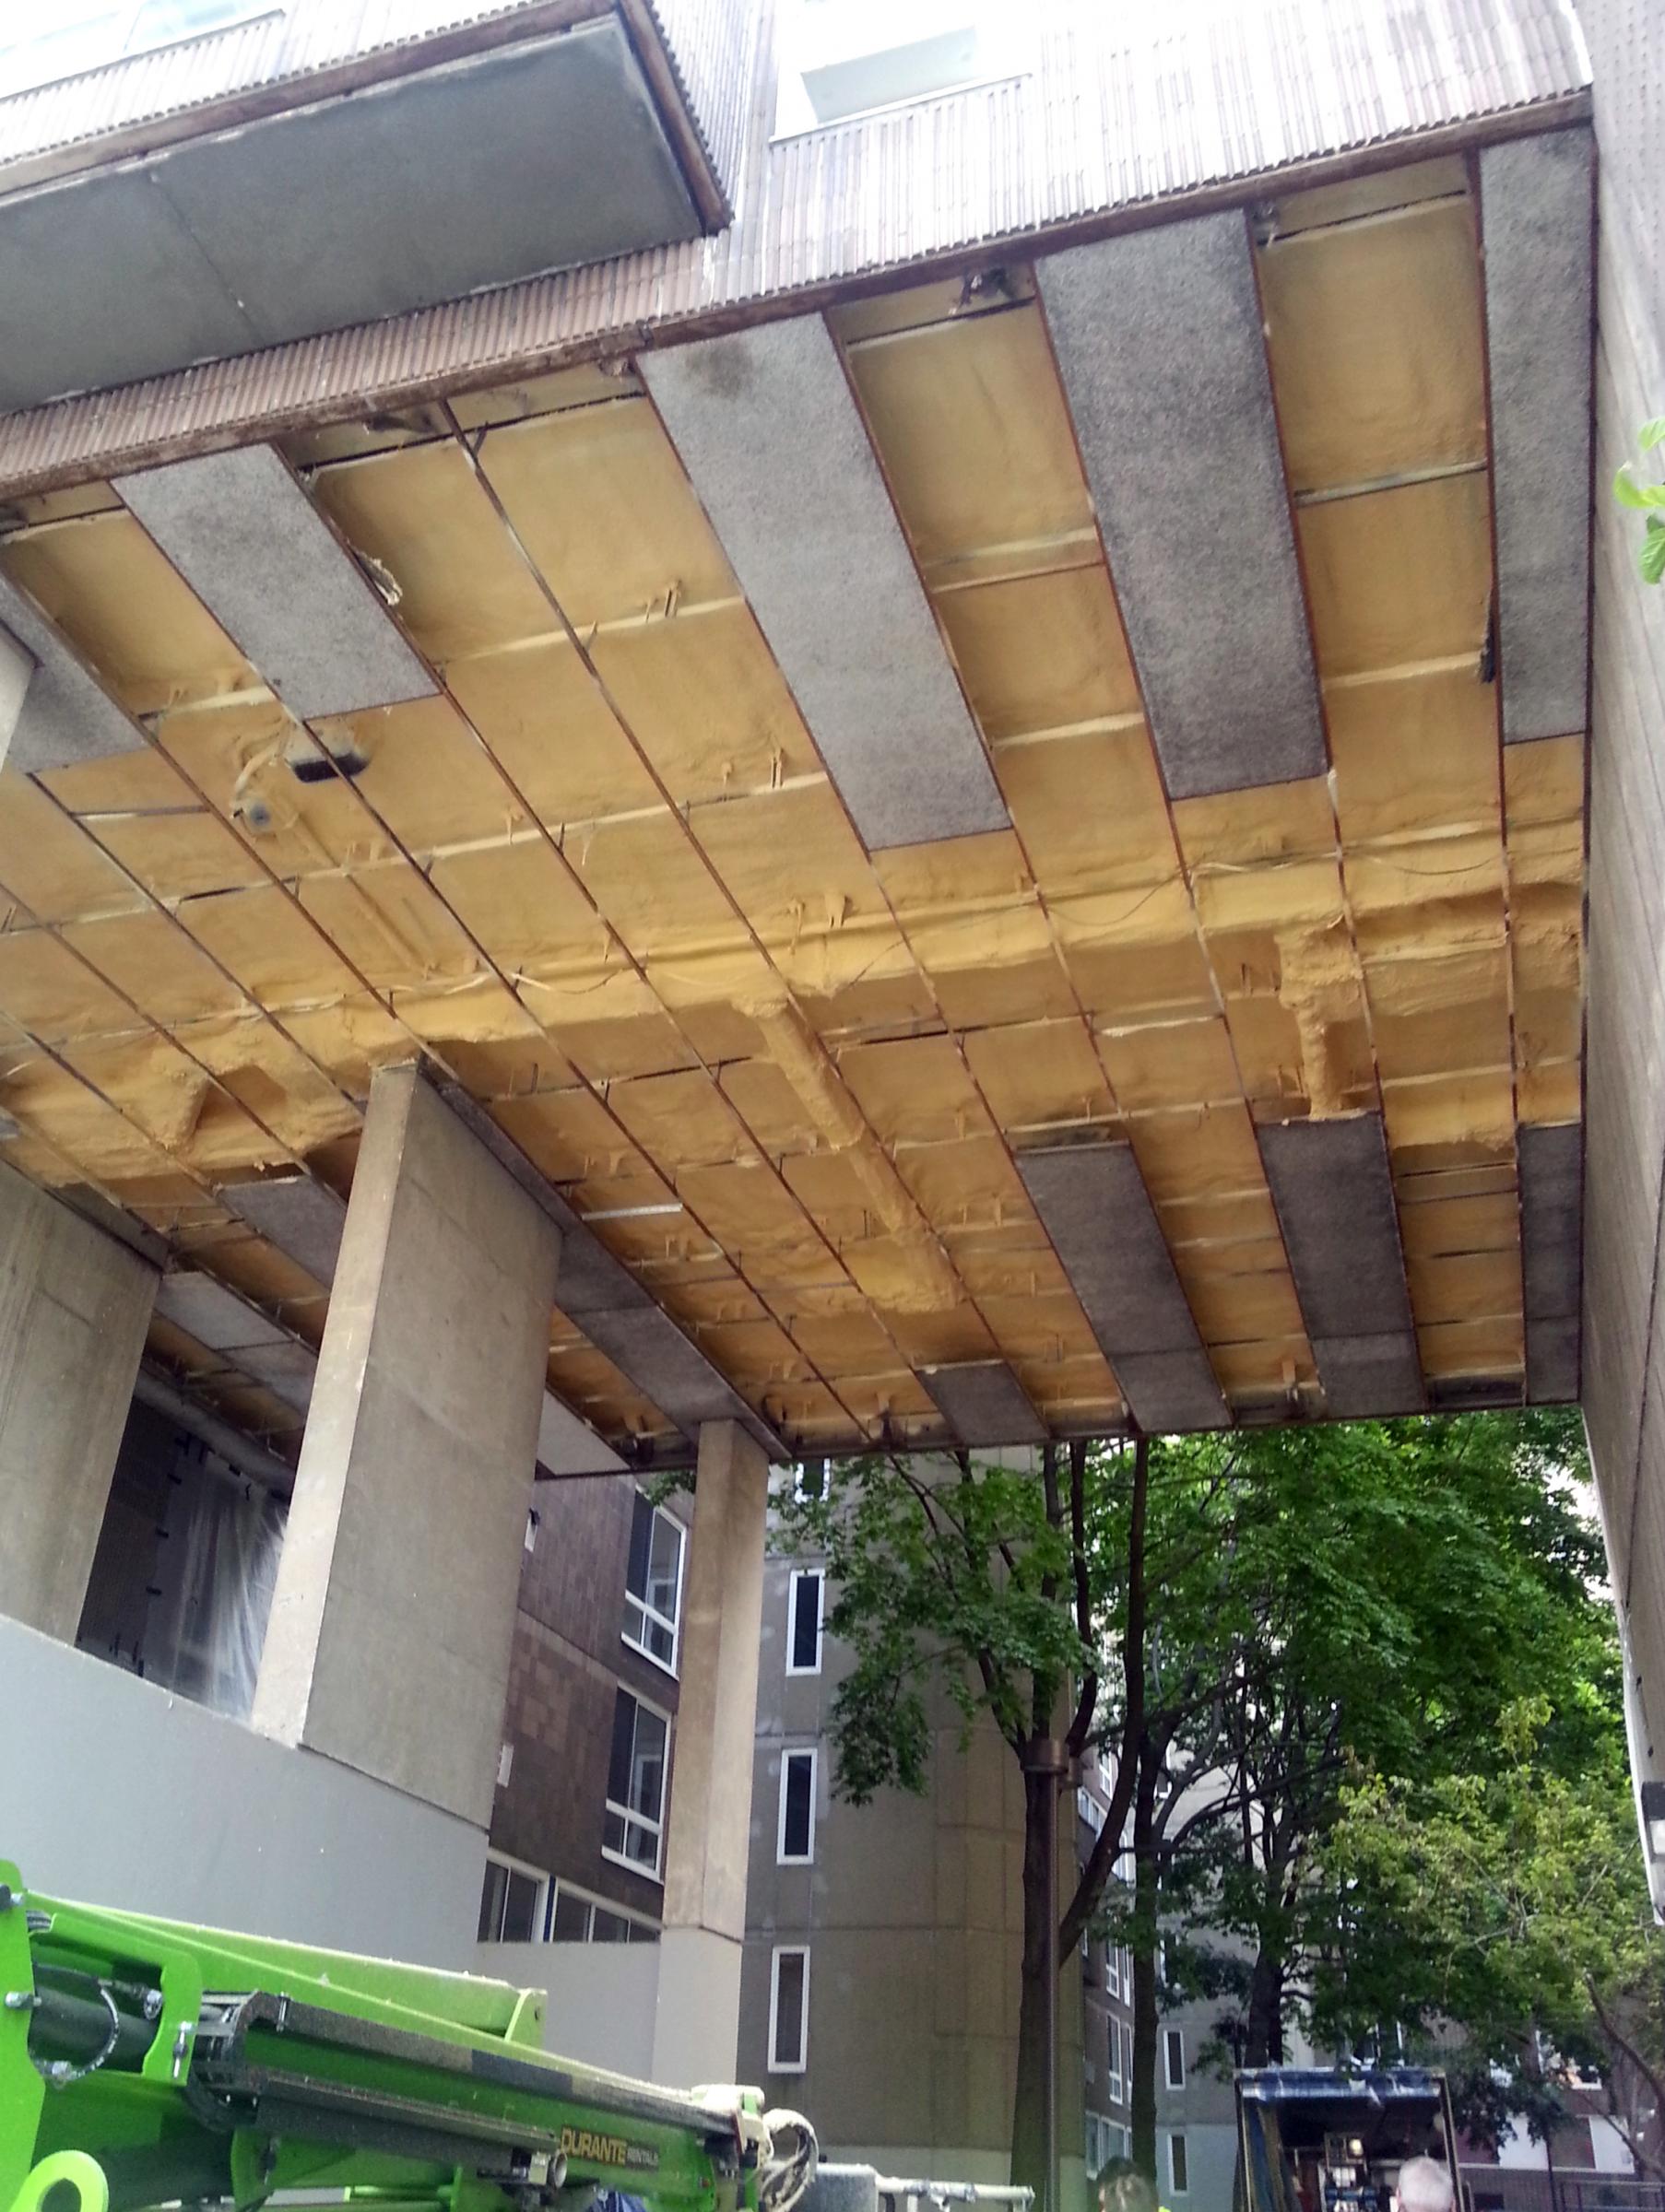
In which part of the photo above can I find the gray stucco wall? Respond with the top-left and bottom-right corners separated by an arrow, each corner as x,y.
1576,0 -> 1665,1860
0,1613 -> 485,1965
742,1537 -> 1085,2197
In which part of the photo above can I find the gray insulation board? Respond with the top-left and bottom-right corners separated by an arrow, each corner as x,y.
0,573 -> 147,773
1017,1140 -> 1227,1432
1480,129 -> 1595,743
641,316 -> 1009,850
1035,214 -> 1327,798
1308,1332 -> 1424,1419
155,1270 -> 289,1352
115,443 -> 436,721
234,1337 -> 319,1415
1520,1119 -> 1583,1403
224,1175 -> 348,1288
1258,1113 -> 1416,1339
919,1359 -> 1047,1447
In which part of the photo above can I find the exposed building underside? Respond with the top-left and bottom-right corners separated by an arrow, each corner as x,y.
0,0 -> 1593,1473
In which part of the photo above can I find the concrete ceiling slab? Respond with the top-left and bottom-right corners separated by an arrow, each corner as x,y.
1520,1120 -> 1582,1403
1036,214 -> 1327,798
0,574 -> 146,773
1016,1140 -> 1227,1433
1480,129 -> 1595,744
0,21 -> 703,412
1258,1112 -> 1422,1414
919,1359 -> 1046,1448
641,316 -> 1009,850
537,1387 -> 627,1477
583,1303 -> 785,1458
223,1175 -> 347,1288
156,1270 -> 288,1351
115,444 -> 435,720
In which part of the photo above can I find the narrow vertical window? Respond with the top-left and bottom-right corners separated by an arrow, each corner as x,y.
1164,2027 -> 1186,2088
623,1493 -> 685,1674
769,1946 -> 809,2072
1168,2135 -> 1189,2196
603,1688 -> 668,1877
787,1569 -> 823,1674
777,1747 -> 817,1864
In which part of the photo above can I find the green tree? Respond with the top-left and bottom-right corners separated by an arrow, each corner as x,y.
776,1413 -> 1621,2200
1316,1696 -> 1660,2161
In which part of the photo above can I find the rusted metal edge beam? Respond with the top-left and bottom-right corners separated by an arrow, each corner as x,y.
0,90 -> 1590,502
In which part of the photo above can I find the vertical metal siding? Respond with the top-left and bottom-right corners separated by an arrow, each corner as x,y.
0,0 -> 1590,490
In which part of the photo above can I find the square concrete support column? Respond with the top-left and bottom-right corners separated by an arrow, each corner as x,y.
251,1066 -> 561,1827
0,1166 -> 156,1640
653,1418 -> 770,2088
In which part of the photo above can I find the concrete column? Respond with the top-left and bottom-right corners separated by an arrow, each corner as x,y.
652,1418 -> 770,2088
0,1165 -> 157,1640
251,1066 -> 560,1827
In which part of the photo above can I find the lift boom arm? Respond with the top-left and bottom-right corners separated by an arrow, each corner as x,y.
0,1863 -> 815,2212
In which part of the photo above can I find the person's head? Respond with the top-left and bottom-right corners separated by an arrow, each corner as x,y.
1097,2158 -> 1160,2212
1397,2158 -> 1456,2212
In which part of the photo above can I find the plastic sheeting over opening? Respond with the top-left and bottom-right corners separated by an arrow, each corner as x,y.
146,1457 -> 286,1720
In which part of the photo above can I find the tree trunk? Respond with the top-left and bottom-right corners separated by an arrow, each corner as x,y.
1012,1768 -> 1056,2204
1130,1867 -> 1160,2183
1243,1947 -> 1284,2069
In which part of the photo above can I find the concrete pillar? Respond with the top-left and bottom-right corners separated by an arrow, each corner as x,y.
652,1418 -> 770,2088
0,1166 -> 157,1641
251,1066 -> 560,1827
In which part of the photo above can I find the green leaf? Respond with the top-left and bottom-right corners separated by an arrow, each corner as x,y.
1640,418 -> 1665,451
1642,528 -> 1665,586
1614,465 -> 1665,510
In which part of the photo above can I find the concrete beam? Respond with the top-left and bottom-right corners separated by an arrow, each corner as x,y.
652,1418 -> 769,2087
0,1162 -> 157,1640
251,1066 -> 561,1827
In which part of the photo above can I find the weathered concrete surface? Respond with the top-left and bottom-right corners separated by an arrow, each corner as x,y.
252,1066 -> 561,1827
651,1418 -> 769,2085
0,1164 -> 156,1639
1,1612 -> 484,1961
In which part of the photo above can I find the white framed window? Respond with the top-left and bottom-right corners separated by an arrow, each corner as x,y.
1164,2026 -> 1186,2089
622,1492 -> 685,1675
793,1458 -> 828,1502
477,1848 -> 549,1943
604,1688 -> 669,1879
1125,2021 -> 1135,2096
777,1747 -> 818,1865
768,1945 -> 810,2073
1086,2113 -> 1114,2177
1167,2134 -> 1189,2197
1105,2019 -> 1124,2103
549,1878 -> 660,1945
773,0 -> 1031,136
786,1569 -> 823,1675
1106,1945 -> 1120,1998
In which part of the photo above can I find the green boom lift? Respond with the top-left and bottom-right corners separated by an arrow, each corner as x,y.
0,1864 -> 817,2212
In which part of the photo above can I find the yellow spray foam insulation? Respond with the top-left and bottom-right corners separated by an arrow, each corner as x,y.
1517,1063 -> 1582,1125
593,604 -> 824,804
1271,154 -> 1469,236
840,300 -> 1090,561
690,1316 -> 813,1390
449,363 -> 644,437
1383,1067 -> 1517,1156
872,829 -> 1032,918
1406,1246 -> 1523,1328
1162,1186 -> 1284,1248
962,1018 -> 1116,1132
0,771 -> 147,924
1063,931 -> 1218,1027
435,1029 -> 572,1101
832,265 -> 1036,346
280,406 -> 450,471
95,808 -> 271,906
884,1302 -> 999,1366
1195,853 -> 1347,938
1258,196 -> 1485,494
1505,733 -> 1585,828
938,567 -> 1141,740
1183,1265 -> 1306,1347
1398,1190 -> 1519,1257
473,398 -> 736,629
994,725 -> 1178,899
1328,669 -> 1501,847
658,1275 -> 771,1330
1275,925 -> 1368,1116
446,638 -> 664,824
1301,472 -> 1493,678
1128,1103 -> 1270,1206
1210,1339 -> 1317,1396
1095,1015 -> 1237,1117
549,1009 -> 697,1087
1175,779 -> 1337,871
2,512 -> 257,715
838,1035 -> 989,1148
976,1287 -> 1112,1363
746,997 -> 962,1313
1418,1313 -> 1525,1380
202,1236 -> 330,1323
1344,831 -> 1506,924
310,441 -> 558,665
